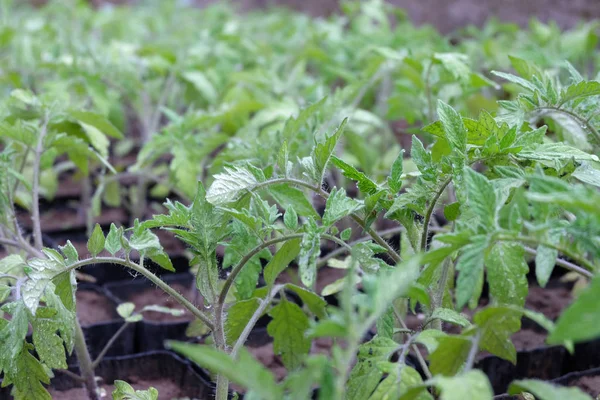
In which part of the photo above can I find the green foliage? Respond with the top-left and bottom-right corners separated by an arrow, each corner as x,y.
1,1 -> 600,399
509,379 -> 592,400
112,381 -> 158,400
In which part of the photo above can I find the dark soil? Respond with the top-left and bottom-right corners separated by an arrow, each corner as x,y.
571,374 -> 600,397
525,284 -> 573,320
18,206 -> 128,233
76,289 -> 117,326
126,282 -> 197,322
48,376 -> 183,400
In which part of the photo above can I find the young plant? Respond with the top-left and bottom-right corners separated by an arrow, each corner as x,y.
160,67 -> 600,399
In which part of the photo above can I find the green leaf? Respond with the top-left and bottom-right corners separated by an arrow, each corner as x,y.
31,308 -> 68,369
166,342 -> 281,400
331,156 -> 379,194
285,284 -> 327,319
437,100 -> 467,157
508,379 -> 592,400
5,346 -> 52,400
268,298 -> 311,370
0,302 -> 29,369
182,71 -> 218,104
443,202 -> 461,222
369,364 -> 432,400
346,337 -> 401,400
129,225 -> 174,271
59,241 -> 78,264
69,110 -> 123,139
206,165 -> 260,205
434,53 -> 471,84
105,223 -> 123,256
463,168 -> 497,230
433,370 -> 494,400
340,228 -> 352,241
312,118 -> 348,183
411,136 -> 436,181
117,303 -> 135,319
270,184 -> 318,218
415,329 -> 447,353
264,239 -> 301,286
322,188 -> 363,226
299,221 -> 321,287
22,252 -> 67,314
429,335 -> 471,376
535,232 -> 560,288
572,162 -> 600,187
549,275 -> 600,344
284,206 -> 299,230
376,308 -> 395,339
491,70 -> 539,92
225,298 -> 261,346
112,380 -> 159,400
388,150 -> 404,193
517,143 -> 599,163
430,308 -> 471,327
363,256 -> 421,322
474,306 -> 521,363
455,236 -> 488,309
485,242 -> 528,307
87,223 -> 106,257
559,80 -> 600,105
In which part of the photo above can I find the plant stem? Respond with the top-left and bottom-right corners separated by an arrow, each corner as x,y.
431,257 -> 452,330
31,115 -> 49,251
523,246 -> 593,279
317,226 -> 405,266
392,305 -> 433,379
533,106 -> 600,144
464,331 -> 481,371
421,177 -> 452,252
496,234 -> 596,274
0,237 -> 20,249
56,369 -> 84,383
58,257 -> 214,329
217,234 -> 304,308
73,319 -> 99,400
230,284 -> 283,359
91,322 -> 130,369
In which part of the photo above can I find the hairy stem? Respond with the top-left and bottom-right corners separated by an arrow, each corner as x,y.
230,285 -> 284,359
392,305 -> 433,379
59,257 -> 214,329
31,115 -> 49,251
464,331 -> 481,371
317,226 -> 405,266
430,257 -> 452,330
421,177 -> 452,252
533,106 -> 600,144
73,319 -> 99,400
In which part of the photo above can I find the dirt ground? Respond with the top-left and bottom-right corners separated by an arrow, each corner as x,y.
35,0 -> 600,34
197,0 -> 598,33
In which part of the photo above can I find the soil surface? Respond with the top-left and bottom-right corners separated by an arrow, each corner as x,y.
48,376 -> 183,400
76,289 -> 117,326
126,282 -> 197,322
571,373 -> 600,397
